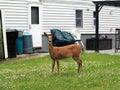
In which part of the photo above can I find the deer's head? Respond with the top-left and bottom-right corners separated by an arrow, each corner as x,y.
44,32 -> 55,44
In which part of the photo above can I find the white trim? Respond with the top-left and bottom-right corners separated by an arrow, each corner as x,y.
1,10 -> 8,58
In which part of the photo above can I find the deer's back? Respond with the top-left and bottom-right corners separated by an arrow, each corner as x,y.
50,44 -> 82,59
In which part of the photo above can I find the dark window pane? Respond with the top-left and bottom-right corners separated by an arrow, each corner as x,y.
76,19 -> 82,27
76,10 -> 82,18
94,18 -> 96,26
93,11 -> 96,18
93,11 -> 96,25
76,10 -> 83,27
31,7 -> 39,24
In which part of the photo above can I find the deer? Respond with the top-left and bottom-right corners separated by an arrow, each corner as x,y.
44,32 -> 83,74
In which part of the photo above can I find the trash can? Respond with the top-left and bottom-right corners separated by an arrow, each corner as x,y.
23,32 -> 33,54
6,29 -> 18,58
16,30 -> 23,54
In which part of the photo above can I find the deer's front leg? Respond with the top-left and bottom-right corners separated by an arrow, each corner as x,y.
52,60 -> 55,72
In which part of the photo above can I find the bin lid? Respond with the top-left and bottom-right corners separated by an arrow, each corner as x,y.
17,29 -> 23,36
17,29 -> 23,32
6,29 -> 18,33
23,32 -> 32,36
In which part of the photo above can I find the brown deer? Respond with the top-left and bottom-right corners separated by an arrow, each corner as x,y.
44,32 -> 83,74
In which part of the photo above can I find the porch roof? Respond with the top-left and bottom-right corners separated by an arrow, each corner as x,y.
93,0 -> 120,7
92,0 -> 120,52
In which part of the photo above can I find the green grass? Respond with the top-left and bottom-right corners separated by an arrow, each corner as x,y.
0,53 -> 120,90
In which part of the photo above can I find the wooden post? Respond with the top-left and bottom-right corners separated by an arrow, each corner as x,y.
95,4 -> 99,52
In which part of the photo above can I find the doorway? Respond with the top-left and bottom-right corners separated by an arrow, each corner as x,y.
28,4 -> 42,47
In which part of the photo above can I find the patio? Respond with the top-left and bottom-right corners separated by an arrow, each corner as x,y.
86,49 -> 120,55
93,0 -> 120,52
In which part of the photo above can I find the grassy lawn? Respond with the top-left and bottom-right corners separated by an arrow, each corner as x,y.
0,53 -> 120,90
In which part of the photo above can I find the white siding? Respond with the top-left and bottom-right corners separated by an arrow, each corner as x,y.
0,0 -> 28,30
43,0 -> 120,34
42,2 -> 94,33
99,6 -> 120,34
1,0 -> 120,34
44,0 -> 92,5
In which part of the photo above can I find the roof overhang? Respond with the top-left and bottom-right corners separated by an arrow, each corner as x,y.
92,0 -> 120,52
93,0 -> 120,7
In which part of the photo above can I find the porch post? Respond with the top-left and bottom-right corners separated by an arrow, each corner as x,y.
95,4 -> 99,52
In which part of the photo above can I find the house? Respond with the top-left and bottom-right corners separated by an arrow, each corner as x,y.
0,0 -> 120,58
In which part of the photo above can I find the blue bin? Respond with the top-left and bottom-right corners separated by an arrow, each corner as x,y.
23,32 -> 33,54
16,35 -> 23,54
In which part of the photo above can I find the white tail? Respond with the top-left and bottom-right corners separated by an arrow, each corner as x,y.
44,32 -> 82,74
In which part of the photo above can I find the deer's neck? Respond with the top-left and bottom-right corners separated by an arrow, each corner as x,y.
48,42 -> 54,53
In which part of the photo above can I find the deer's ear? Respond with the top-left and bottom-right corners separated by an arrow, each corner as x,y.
52,32 -> 56,37
44,32 -> 48,37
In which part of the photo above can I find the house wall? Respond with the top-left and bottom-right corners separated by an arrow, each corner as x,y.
0,0 -> 28,58
1,0 -> 120,34
40,0 -> 120,51
0,0 -> 28,30
99,6 -> 120,34
0,0 -> 120,52
43,0 -> 120,35
42,0 -> 94,34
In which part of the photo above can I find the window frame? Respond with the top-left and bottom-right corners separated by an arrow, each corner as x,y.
75,10 -> 83,28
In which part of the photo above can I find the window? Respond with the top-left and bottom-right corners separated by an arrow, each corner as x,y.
76,10 -> 83,27
93,11 -> 96,26
31,7 -> 39,24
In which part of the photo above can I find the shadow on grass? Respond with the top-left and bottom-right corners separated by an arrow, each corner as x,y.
50,71 -> 82,77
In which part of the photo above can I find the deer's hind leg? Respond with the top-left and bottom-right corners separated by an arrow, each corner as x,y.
72,56 -> 82,74
56,60 -> 60,74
